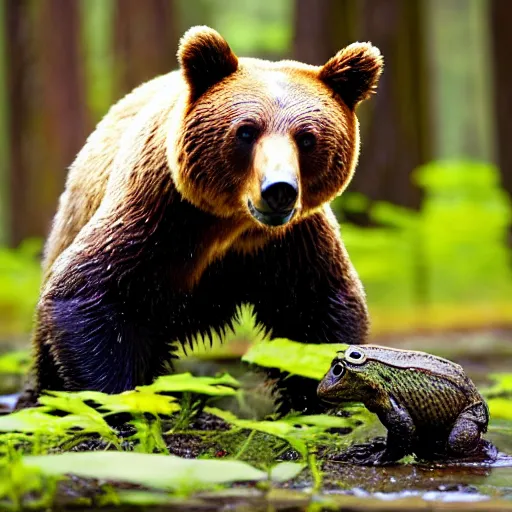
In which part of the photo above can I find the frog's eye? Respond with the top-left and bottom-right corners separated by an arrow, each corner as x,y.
331,362 -> 345,378
345,347 -> 367,365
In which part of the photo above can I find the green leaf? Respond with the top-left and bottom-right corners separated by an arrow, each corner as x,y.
141,373 -> 240,396
242,339 -> 347,380
0,405 -> 116,445
23,452 -> 267,492
0,408 -> 56,433
284,412 -> 366,429
269,462 -> 306,482
38,392 -> 118,442
75,389 -> 181,416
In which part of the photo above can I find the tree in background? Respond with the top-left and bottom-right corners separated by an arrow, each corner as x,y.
294,0 -> 431,214
6,0 -> 88,246
115,0 -> 178,95
490,0 -> 512,204
3,0 -> 178,246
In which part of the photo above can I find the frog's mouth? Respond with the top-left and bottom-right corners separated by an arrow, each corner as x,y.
316,380 -> 339,402
317,361 -> 347,401
318,396 -> 340,406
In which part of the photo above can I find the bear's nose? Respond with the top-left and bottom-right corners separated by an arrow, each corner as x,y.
260,180 -> 298,214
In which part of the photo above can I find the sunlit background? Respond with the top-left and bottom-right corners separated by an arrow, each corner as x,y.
1,0 -> 512,346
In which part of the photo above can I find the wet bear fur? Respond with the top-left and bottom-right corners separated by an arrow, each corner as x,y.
25,26 -> 383,411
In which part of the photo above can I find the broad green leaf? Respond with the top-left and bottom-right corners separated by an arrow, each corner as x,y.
242,339 -> 347,380
142,373 -> 239,396
38,392 -> 117,441
75,389 -> 181,416
269,462 -> 306,482
23,452 -> 266,492
0,406 -> 116,443
0,408 -> 56,433
284,411 -> 368,429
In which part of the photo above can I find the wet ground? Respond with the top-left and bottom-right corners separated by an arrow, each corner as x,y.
1,330 -> 512,510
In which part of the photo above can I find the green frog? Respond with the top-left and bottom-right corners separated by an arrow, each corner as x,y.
317,345 -> 490,464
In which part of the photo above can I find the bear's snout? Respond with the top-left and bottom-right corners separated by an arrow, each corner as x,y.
261,178 -> 298,214
249,174 -> 298,227
248,135 -> 300,227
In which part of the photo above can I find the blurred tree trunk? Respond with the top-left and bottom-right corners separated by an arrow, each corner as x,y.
490,0 -> 512,198
294,0 -> 332,65
6,0 -> 88,246
293,0 -> 431,212
37,0 -> 89,234
5,0 -> 29,246
114,0 -> 178,95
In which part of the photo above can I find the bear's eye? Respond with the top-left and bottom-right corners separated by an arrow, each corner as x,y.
236,125 -> 259,144
296,132 -> 316,152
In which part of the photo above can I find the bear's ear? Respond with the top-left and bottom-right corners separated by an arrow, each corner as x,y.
178,26 -> 239,101
319,42 -> 383,109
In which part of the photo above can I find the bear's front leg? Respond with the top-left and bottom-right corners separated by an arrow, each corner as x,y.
34,230 -> 175,395
245,209 -> 369,413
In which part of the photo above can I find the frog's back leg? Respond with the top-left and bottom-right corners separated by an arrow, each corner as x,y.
447,402 -> 488,455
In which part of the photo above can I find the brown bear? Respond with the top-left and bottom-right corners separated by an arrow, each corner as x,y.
26,26 -> 382,411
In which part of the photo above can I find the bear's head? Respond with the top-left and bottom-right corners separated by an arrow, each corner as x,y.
169,26 -> 383,229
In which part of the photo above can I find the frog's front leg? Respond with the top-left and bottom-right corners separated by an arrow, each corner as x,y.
447,408 -> 483,456
374,395 -> 416,464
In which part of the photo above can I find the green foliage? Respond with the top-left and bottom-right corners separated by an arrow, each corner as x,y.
0,239 -> 42,336
80,0 -> 115,120
482,373 -> 512,420
23,452 -> 269,494
243,338 -> 346,380
0,371 -> 330,506
338,160 -> 512,330
0,373 -> 241,452
177,0 -> 292,57
179,304 -> 268,359
143,373 -> 239,396
207,406 -> 369,459
0,351 -> 30,375
414,161 -> 512,303
74,389 -> 181,416
0,459 -> 58,511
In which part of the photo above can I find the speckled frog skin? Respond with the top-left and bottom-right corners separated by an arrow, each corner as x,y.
317,345 -> 489,463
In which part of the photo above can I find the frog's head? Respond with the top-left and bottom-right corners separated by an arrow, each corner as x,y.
317,346 -> 373,403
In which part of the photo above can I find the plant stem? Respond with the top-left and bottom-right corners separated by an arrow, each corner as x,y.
234,430 -> 256,459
